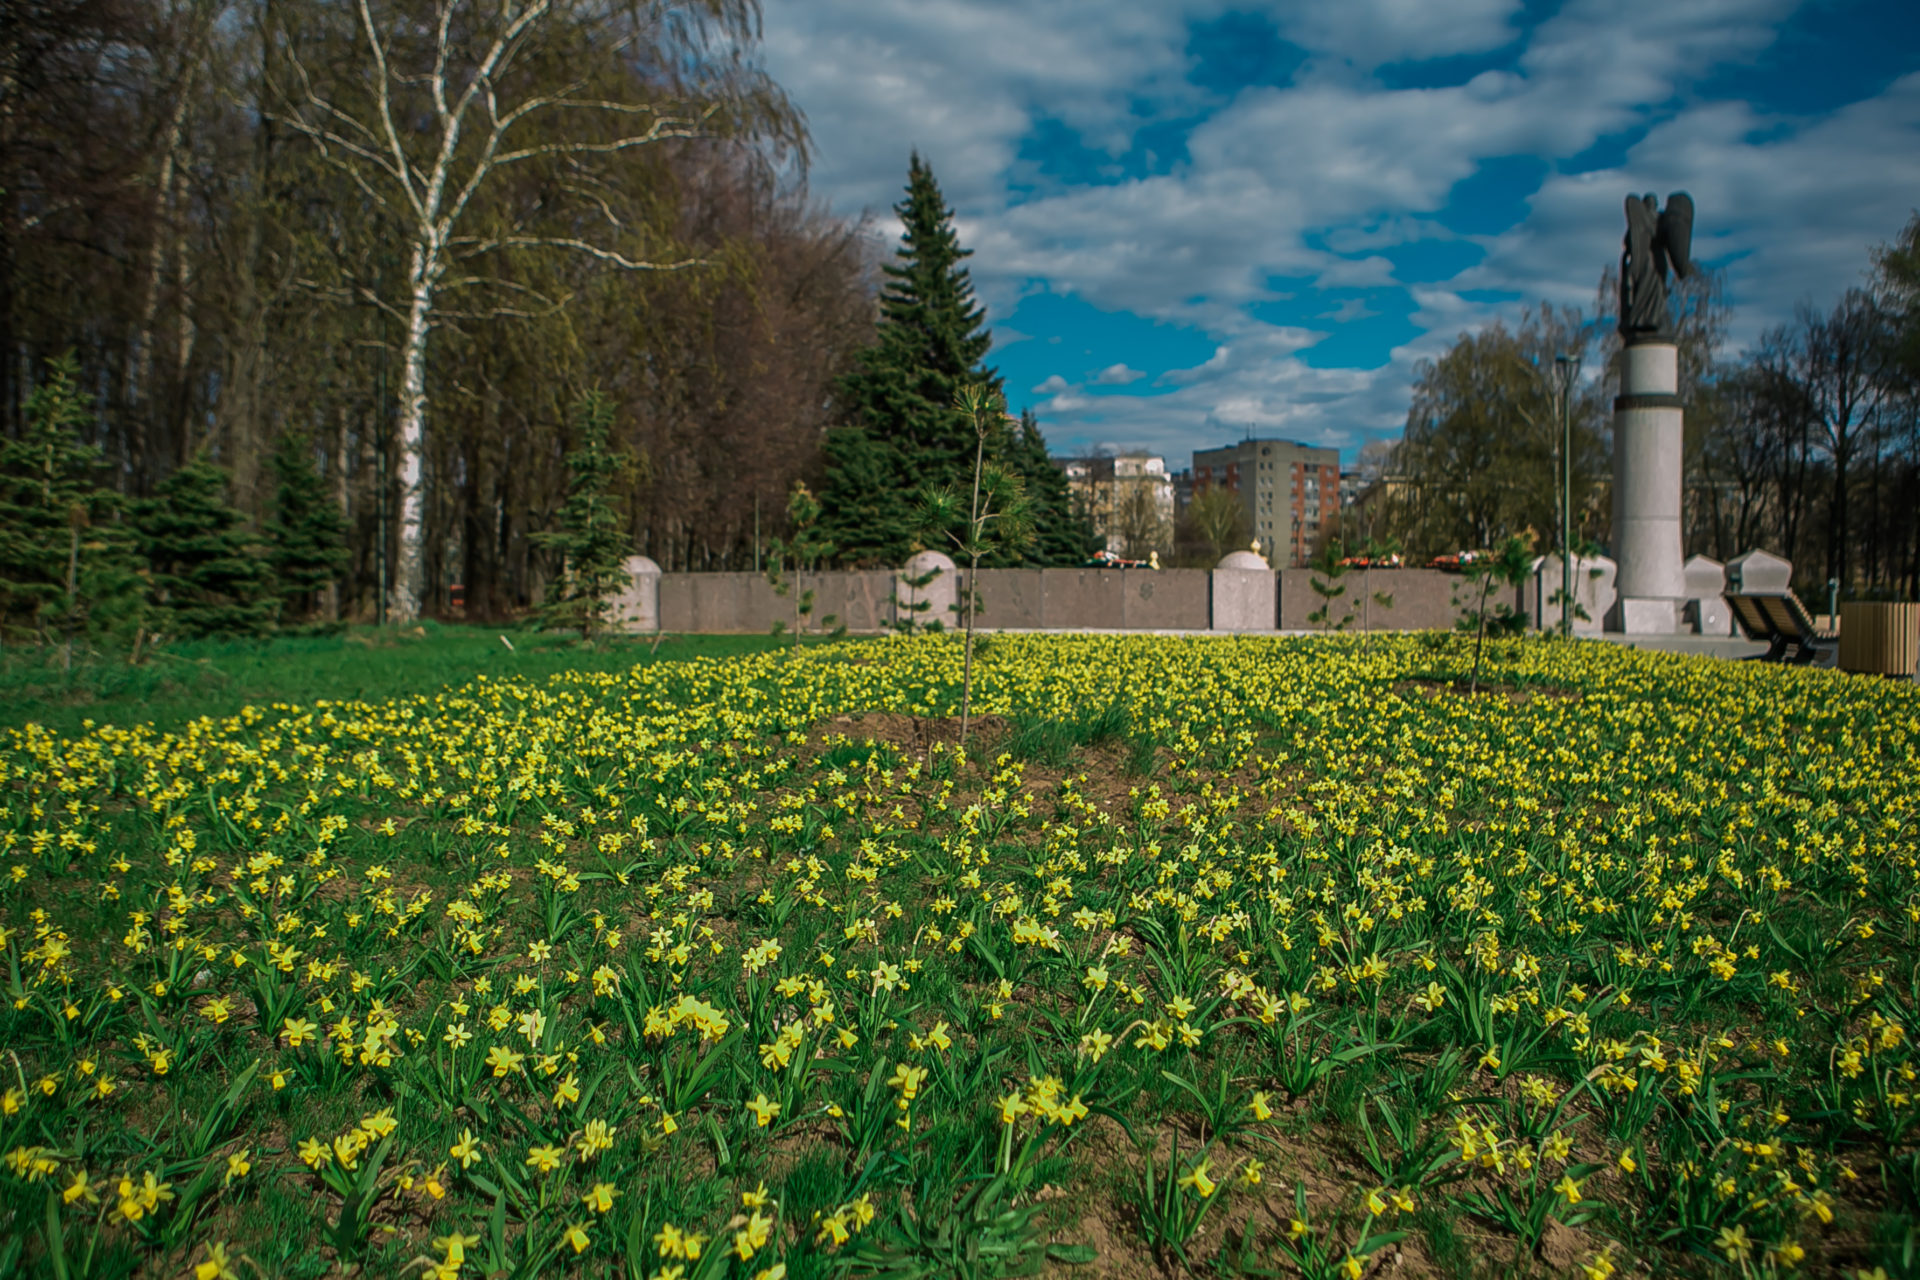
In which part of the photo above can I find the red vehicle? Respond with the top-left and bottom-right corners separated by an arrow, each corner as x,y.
1083,549 -> 1151,569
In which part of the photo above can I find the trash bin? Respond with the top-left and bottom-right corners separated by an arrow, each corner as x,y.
1838,603 -> 1919,677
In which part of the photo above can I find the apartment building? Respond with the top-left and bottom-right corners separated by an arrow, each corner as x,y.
1190,437 -> 1341,566
1060,452 -> 1175,556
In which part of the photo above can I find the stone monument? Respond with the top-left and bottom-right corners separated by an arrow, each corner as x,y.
1608,191 -> 1694,634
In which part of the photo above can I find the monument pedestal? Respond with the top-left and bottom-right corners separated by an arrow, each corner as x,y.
1608,596 -> 1682,635
1609,340 -> 1687,635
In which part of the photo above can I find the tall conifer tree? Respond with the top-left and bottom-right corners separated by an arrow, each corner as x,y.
820,153 -> 1005,564
1008,407 -> 1096,566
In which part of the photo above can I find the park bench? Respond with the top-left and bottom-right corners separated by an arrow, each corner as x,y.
1725,591 -> 1838,666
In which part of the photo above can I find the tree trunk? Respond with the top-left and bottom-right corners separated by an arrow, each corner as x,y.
389,239 -> 436,623
327,401 -> 348,622
128,84 -> 192,478
170,160 -> 198,460
0,19 -> 15,439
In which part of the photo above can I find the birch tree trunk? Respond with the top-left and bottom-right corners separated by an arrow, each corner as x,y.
389,239 -> 437,623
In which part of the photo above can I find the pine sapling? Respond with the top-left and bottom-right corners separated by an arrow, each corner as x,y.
1462,535 -> 1534,694
1306,538 -> 1354,632
267,431 -> 350,628
532,392 -> 640,640
766,482 -> 839,652
1358,534 -> 1401,646
917,384 -> 1035,748
134,454 -> 276,641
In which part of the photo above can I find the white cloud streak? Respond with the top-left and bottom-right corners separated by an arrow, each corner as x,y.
758,0 -> 1917,465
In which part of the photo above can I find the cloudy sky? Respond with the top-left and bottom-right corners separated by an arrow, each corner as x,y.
754,0 -> 1920,467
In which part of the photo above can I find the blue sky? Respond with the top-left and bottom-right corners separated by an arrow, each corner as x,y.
758,0 -> 1920,467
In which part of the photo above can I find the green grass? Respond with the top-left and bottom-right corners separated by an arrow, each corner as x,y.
1003,699 -> 1146,769
0,625 -> 816,737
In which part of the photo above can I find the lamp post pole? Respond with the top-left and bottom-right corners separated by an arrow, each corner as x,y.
1555,354 -> 1574,637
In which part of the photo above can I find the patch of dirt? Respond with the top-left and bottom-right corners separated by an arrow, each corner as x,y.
814,712 -> 1010,755
1537,1215 -> 1586,1275
1007,740 -> 1159,816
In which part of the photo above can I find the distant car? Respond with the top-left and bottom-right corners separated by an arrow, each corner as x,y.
1084,550 -> 1150,569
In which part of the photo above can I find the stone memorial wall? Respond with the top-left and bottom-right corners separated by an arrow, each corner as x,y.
627,559 -> 1530,635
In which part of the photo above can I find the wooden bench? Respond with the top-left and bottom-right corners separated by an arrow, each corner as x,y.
1725,591 -> 1838,666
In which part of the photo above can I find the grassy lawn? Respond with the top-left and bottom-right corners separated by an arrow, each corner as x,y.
0,632 -> 1915,1280
0,626 -> 808,738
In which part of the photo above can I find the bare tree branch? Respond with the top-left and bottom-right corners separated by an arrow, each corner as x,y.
449,236 -> 711,272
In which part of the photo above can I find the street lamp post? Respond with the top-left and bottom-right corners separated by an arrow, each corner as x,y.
1555,354 -> 1575,637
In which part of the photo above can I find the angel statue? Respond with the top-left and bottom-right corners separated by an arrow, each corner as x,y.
1619,191 -> 1694,341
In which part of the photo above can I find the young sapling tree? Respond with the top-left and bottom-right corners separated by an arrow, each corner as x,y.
1305,537 -> 1354,632
1459,535 -> 1534,694
765,482 -> 839,652
917,383 -> 1034,748
532,392 -> 640,641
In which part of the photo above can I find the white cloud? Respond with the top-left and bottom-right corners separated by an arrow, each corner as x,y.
1092,363 -> 1148,385
1460,71 -> 1920,353
1266,0 -> 1524,69
755,0 -> 1914,462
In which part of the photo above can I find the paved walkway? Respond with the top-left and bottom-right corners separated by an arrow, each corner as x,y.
1587,633 -> 1771,660
970,627 -> 1773,660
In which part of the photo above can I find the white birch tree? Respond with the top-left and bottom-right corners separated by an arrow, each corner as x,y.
272,0 -> 805,621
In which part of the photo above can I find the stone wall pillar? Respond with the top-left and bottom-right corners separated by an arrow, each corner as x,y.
1682,554 -> 1730,636
1529,553 -> 1615,634
1609,340 -> 1686,633
615,556 -> 662,632
895,551 -> 957,632
1727,548 -> 1792,595
1211,549 -> 1275,631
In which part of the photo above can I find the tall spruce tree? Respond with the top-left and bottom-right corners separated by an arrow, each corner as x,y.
1008,407 -> 1096,565
819,152 -> 1007,564
0,354 -> 144,650
135,455 -> 278,639
267,432 -> 351,626
532,391 -> 636,639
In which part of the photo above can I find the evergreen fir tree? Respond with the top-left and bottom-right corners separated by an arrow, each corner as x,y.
135,454 -> 278,639
532,391 -> 635,639
0,354 -> 144,649
267,431 -> 350,626
819,153 -> 1085,566
819,152 -> 1004,564
1005,407 -> 1096,566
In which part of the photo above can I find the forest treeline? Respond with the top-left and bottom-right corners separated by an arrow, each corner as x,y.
1375,217 -> 1920,599
5,0 -> 920,626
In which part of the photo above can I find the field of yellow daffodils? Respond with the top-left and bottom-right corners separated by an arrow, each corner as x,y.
2,633 -> 1917,1280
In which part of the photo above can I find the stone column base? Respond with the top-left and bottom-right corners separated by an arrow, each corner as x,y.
1608,596 -> 1684,635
